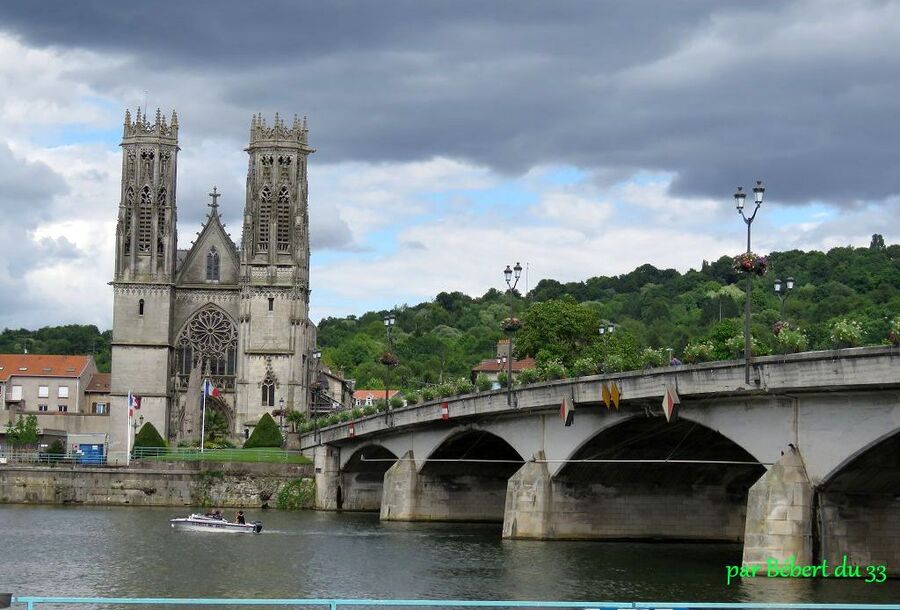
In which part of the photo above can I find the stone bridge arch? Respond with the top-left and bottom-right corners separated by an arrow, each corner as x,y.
339,443 -> 399,512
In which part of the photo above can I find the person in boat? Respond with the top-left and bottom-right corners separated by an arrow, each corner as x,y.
236,511 -> 246,525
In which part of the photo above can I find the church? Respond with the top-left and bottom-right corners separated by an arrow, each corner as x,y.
107,109 -> 317,458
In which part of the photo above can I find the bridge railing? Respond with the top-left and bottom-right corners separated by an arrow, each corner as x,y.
6,597 -> 900,610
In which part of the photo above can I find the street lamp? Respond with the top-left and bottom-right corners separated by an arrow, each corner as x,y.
774,277 -> 794,322
383,312 -> 396,422
278,397 -> 285,432
311,349 -> 321,415
599,323 -> 615,337
735,180 -> 765,385
503,262 -> 523,407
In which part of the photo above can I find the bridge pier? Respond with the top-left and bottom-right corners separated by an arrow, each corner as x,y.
742,448 -> 813,568
314,445 -> 342,510
380,450 -> 509,522
502,453 -> 553,539
818,492 -> 900,573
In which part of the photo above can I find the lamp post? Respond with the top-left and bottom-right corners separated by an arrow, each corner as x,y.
735,180 -> 765,385
598,322 -> 615,371
278,397 -> 285,433
131,414 -> 143,458
383,312 -> 396,422
503,262 -> 523,407
774,277 -> 794,322
311,349 -> 321,416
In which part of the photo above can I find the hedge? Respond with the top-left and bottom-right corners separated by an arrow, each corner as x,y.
243,412 -> 284,448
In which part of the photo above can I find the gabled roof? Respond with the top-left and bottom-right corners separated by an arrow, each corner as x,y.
175,204 -> 240,284
353,389 -> 401,400
85,372 -> 111,393
471,357 -> 537,373
0,354 -> 92,382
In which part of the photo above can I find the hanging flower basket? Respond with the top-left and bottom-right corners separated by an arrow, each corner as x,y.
379,351 -> 400,367
772,320 -> 790,336
732,251 -> 768,276
501,317 -> 523,333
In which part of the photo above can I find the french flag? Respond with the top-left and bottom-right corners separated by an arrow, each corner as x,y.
203,379 -> 220,398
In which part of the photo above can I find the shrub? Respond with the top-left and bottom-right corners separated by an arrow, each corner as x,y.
374,399 -> 388,412
41,439 -> 66,463
362,405 -> 377,416
420,386 -> 436,401
724,334 -> 765,358
475,373 -> 493,392
436,382 -> 455,398
389,395 -> 405,409
640,347 -> 668,369
453,377 -> 474,395
776,327 -> 808,353
276,478 -> 315,510
351,407 -> 364,419
889,318 -> 900,346
243,413 -> 284,449
404,391 -> 419,405
516,368 -> 540,385
830,318 -> 864,348
538,359 -> 567,381
683,341 -> 714,364
338,410 -> 353,422
134,422 -> 167,449
569,357 -> 598,378
497,371 -> 509,388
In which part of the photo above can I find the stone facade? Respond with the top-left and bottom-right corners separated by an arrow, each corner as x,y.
109,110 -> 317,459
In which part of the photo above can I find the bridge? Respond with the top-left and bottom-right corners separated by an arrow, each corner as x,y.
301,347 -> 900,573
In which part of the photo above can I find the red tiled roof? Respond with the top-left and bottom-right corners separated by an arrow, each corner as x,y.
471,357 -> 537,373
353,389 -> 401,400
85,372 -> 111,393
0,354 -> 91,383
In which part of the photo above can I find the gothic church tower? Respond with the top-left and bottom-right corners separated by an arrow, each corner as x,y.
235,114 -> 316,425
109,108 -> 179,457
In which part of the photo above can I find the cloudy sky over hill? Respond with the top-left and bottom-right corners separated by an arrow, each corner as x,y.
0,0 -> 898,328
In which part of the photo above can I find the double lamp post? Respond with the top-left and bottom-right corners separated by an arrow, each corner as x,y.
503,262 -> 522,407
734,180 -> 765,385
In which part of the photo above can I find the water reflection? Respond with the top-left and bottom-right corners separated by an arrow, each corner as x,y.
0,506 -> 896,607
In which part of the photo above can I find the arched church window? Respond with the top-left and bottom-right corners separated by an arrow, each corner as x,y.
123,187 -> 134,255
257,186 -> 272,253
175,307 -> 238,383
261,377 -> 275,407
157,188 -> 167,255
138,299 -> 144,316
206,247 -> 220,281
138,186 -> 152,253
276,186 -> 290,252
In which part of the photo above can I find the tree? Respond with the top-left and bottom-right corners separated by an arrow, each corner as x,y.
516,297 -> 600,367
286,409 -> 306,433
133,422 -> 167,451
870,233 -> 886,250
5,414 -> 39,448
244,412 -> 284,449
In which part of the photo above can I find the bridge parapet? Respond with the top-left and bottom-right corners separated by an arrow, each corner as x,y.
302,346 -> 900,450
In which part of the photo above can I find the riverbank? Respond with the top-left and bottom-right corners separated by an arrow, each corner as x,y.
0,461 -> 315,508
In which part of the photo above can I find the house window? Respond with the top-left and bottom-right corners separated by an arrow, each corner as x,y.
261,380 -> 275,407
365,396 -> 373,406
38,404 -> 48,412
92,402 -> 107,415
58,386 -> 69,399
139,299 -> 145,316
206,247 -> 220,281
10,385 -> 22,401
268,297 -> 274,312
38,385 -> 49,398
57,405 -> 68,413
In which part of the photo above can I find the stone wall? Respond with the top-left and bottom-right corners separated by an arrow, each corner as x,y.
820,492 -> 900,576
0,462 -> 314,508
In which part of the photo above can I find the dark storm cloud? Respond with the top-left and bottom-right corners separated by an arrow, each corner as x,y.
1,0 -> 897,205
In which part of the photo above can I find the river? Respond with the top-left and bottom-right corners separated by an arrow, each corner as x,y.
0,506 -> 896,607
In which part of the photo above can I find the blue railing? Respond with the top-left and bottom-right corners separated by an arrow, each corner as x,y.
7,598 -> 900,610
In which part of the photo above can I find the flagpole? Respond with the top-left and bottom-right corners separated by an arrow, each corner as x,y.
200,380 -> 207,453
125,393 -> 131,467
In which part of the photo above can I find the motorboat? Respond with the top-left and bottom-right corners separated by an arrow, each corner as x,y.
169,513 -> 263,534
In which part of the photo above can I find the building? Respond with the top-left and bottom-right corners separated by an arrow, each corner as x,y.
0,354 -> 109,453
310,367 -> 354,416
352,389 -> 402,408
470,339 -> 536,385
109,110 -> 318,458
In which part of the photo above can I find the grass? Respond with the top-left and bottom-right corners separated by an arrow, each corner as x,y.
137,448 -> 311,464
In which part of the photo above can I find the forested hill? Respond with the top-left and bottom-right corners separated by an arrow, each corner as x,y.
318,236 -> 900,389
2,237 -> 899,389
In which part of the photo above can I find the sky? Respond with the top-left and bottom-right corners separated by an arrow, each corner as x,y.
0,0 -> 899,329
